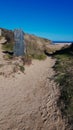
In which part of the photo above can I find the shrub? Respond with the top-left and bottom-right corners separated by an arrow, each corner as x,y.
19,65 -> 25,73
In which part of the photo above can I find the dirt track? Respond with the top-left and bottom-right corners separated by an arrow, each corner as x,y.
0,57 -> 66,130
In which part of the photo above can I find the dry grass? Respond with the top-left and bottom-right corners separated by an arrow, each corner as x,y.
26,41 -> 47,60
54,54 -> 73,128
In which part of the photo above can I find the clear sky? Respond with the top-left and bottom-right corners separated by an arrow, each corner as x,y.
0,0 -> 73,41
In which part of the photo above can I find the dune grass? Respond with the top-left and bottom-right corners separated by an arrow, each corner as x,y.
54,54 -> 73,127
2,43 -> 14,52
26,41 -> 47,60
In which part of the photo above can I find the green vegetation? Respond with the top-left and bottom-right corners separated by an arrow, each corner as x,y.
2,43 -> 14,52
1,29 -> 48,61
1,42 -> 14,60
3,54 -> 13,60
26,41 -> 47,60
12,63 -> 25,73
19,65 -> 25,73
31,53 -> 46,60
2,40 -> 46,60
54,53 -> 73,126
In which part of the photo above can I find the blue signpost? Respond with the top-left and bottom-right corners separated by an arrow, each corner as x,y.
14,29 -> 25,56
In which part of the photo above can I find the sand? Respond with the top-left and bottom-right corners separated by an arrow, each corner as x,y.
0,57 -> 66,130
0,40 -> 67,130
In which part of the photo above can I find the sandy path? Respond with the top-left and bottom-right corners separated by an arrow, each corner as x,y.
0,57 -> 65,130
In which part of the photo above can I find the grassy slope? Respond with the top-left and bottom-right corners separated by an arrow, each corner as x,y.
25,33 -> 51,60
1,28 -> 52,60
54,45 -> 73,128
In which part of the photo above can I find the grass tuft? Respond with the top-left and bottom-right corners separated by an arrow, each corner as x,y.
19,65 -> 25,73
54,54 -> 73,127
2,43 -> 14,52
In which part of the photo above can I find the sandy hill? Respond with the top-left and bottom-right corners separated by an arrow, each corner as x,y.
0,28 -> 51,50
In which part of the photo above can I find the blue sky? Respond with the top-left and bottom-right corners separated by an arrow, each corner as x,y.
0,0 -> 73,41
